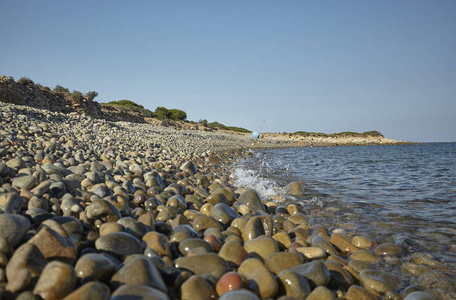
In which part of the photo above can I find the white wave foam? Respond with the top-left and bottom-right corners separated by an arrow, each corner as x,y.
232,167 -> 287,202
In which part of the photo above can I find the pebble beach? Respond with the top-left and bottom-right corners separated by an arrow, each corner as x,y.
0,102 -> 439,300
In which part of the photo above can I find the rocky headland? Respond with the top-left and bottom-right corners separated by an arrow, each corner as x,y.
0,76 -> 445,300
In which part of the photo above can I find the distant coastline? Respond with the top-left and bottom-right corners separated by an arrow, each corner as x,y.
0,74 -> 411,148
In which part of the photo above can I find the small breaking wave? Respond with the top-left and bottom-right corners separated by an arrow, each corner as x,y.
232,167 -> 287,202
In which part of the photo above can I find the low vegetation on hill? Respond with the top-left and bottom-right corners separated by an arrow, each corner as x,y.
294,130 -> 384,137
198,120 -> 251,133
3,75 -> 386,138
101,100 -> 155,118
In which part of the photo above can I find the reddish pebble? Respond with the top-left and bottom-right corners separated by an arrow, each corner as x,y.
289,241 -> 303,249
204,234 -> 223,252
216,271 -> 243,296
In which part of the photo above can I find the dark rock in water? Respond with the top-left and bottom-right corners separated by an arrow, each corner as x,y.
284,181 -> 306,196
359,269 -> 399,295
403,291 -> 437,300
373,243 -> 402,256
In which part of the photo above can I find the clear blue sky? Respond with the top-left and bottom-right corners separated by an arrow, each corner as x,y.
1,1 -> 455,142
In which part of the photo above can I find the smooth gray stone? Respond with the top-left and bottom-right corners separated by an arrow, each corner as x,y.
0,214 -> 31,247
238,190 -> 265,212
95,232 -> 141,258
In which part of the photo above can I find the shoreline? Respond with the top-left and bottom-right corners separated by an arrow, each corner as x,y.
0,102 -> 438,299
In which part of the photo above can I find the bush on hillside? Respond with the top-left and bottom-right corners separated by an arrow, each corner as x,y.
54,85 -> 70,93
106,100 -> 155,118
18,77 -> 34,85
207,122 -> 228,130
336,131 -> 360,136
85,91 -> 98,101
226,126 -> 251,133
71,90 -> 83,103
294,131 -> 328,137
295,130 -> 384,138
362,130 -> 383,137
154,107 -> 187,121
154,107 -> 169,119
198,119 -> 208,127
168,109 -> 187,121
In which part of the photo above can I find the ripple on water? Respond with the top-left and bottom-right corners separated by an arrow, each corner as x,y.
235,143 -> 456,298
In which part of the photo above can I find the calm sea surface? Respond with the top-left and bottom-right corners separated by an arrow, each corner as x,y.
234,142 -> 456,295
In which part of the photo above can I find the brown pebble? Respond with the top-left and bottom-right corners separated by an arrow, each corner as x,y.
33,261 -> 77,300
181,275 -> 217,300
238,258 -> 278,299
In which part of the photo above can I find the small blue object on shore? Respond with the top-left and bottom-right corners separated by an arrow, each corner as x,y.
251,132 -> 259,138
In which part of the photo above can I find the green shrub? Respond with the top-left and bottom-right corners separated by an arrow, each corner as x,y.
71,90 -> 83,103
294,131 -> 328,137
226,126 -> 251,133
54,85 -> 70,93
153,107 -> 187,120
110,99 -> 142,108
336,131 -> 360,136
207,122 -> 228,130
198,119 -> 208,126
85,91 -> 98,101
105,100 -> 156,118
18,77 -> 34,85
168,109 -> 187,121
154,106 -> 169,119
362,130 -> 383,137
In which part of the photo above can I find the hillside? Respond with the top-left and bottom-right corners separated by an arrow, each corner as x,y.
0,75 -> 410,146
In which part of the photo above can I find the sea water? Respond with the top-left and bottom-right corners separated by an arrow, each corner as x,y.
233,142 -> 456,295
